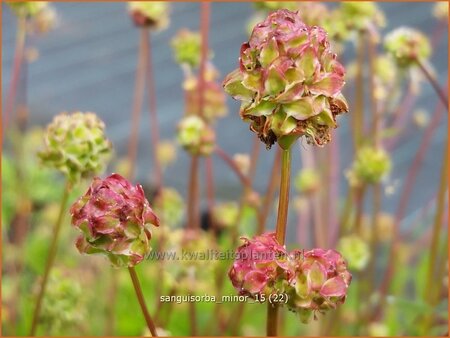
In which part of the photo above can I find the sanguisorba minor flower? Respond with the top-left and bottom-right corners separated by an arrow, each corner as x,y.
177,115 -> 216,156
70,173 -> 160,267
223,9 -> 348,150
171,29 -> 202,69
7,1 -> 48,18
38,112 -> 112,184
127,1 -> 169,30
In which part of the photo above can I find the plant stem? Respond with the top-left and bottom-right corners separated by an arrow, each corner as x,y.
145,30 -> 163,189
127,29 -> 147,181
5,16 -> 26,131
422,142 -> 448,331
415,58 -> 449,108
214,146 -> 251,188
30,181 -> 71,335
128,267 -> 158,337
267,147 -> 291,336
352,32 -> 365,150
187,156 -> 200,230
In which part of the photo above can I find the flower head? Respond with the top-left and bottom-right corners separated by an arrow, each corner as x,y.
433,2 -> 449,21
8,1 -> 48,18
337,235 -> 370,271
294,168 -> 320,194
128,1 -> 169,30
156,140 -> 177,169
346,146 -> 391,187
384,27 -> 431,67
177,115 -> 215,156
287,248 -> 352,323
171,29 -> 202,69
229,232 -> 293,297
70,174 -> 160,267
212,202 -> 239,229
153,187 -> 184,228
223,9 -> 348,149
38,112 -> 112,184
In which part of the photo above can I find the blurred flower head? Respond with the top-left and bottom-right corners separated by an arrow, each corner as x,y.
171,29 -> 202,69
153,187 -> 184,228
177,115 -> 216,156
38,112 -> 112,184
28,4 -> 57,35
337,235 -> 370,271
339,2 -> 385,31
223,9 -> 348,150
433,2 -> 449,21
229,232 -> 293,297
233,153 -> 251,176
384,27 -> 431,67
294,168 -> 320,194
156,140 -> 177,169
128,1 -> 170,30
212,202 -> 239,229
287,248 -> 352,323
8,1 -> 48,18
346,146 -> 391,187
70,173 -> 160,268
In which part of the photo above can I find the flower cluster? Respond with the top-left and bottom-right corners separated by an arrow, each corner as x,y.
229,233 -> 352,322
38,112 -> 112,184
127,1 -> 169,30
337,235 -> 370,271
177,115 -> 215,156
223,9 -> 348,150
7,1 -> 48,18
346,146 -> 391,187
171,29 -> 202,69
70,174 -> 160,267
384,27 -> 431,67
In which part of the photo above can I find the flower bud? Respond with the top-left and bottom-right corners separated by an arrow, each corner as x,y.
38,112 -> 112,184
8,1 -> 48,18
156,140 -> 177,169
153,187 -> 184,228
346,146 -> 391,187
223,9 -> 348,150
70,174 -> 160,267
384,27 -> 431,67
294,168 -> 320,194
286,248 -> 352,323
171,29 -> 202,69
127,1 -> 169,30
177,116 -> 215,156
229,232 -> 293,297
337,235 -> 370,271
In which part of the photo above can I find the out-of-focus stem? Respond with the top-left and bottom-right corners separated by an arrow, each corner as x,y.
267,147 -> 291,336
187,156 -> 200,230
205,156 -> 216,231
353,185 -> 366,236
127,29 -> 147,181
373,87 -> 447,320
30,181 -> 71,336
415,58 -> 448,108
128,267 -> 158,336
422,142 -> 448,331
214,146 -> 251,188
145,31 -> 163,189
328,131 -> 340,247
4,16 -> 26,131
352,32 -> 365,150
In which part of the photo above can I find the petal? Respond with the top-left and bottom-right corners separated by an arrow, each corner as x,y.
223,69 -> 255,102
320,276 -> 347,297
260,37 -> 280,68
309,74 -> 345,96
282,97 -> 315,120
243,270 -> 268,294
307,261 -> 327,291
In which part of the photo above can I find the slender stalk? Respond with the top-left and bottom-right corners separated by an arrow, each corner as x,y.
328,131 -> 340,247
127,29 -> 148,180
422,142 -> 448,331
4,16 -> 26,131
128,267 -> 158,336
145,30 -> 163,189
205,157 -> 216,231
373,88 -> 447,320
214,146 -> 251,188
30,181 -> 71,335
352,32 -> 365,150
187,156 -> 200,229
415,58 -> 448,108
267,147 -> 291,336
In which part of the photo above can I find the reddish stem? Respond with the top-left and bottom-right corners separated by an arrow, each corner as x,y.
214,146 -> 251,188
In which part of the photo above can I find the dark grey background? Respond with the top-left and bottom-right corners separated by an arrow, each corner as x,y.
2,2 -> 448,234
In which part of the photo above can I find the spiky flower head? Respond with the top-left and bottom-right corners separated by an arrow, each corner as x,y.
337,235 -> 370,271
223,9 -> 348,150
184,65 -> 227,123
346,146 -> 391,187
70,174 -> 160,268
287,248 -> 352,323
171,29 -> 202,69
153,187 -> 184,228
229,232 -> 293,297
384,27 -> 431,67
177,115 -> 215,156
8,1 -> 48,18
127,1 -> 169,30
38,112 -> 112,184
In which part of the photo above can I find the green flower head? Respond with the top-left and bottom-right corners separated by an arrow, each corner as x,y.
128,1 -> 170,30
8,1 -> 47,18
337,235 -> 370,271
177,115 -> 215,156
346,146 -> 391,187
171,29 -> 202,69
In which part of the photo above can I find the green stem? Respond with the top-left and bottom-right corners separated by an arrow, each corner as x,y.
187,156 -> 200,229
423,142 -> 448,331
267,147 -> 291,336
128,267 -> 158,337
29,181 -> 71,335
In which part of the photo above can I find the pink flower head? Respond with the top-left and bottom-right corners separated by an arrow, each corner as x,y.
223,9 -> 348,150
228,232 -> 293,297
70,173 -> 160,267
